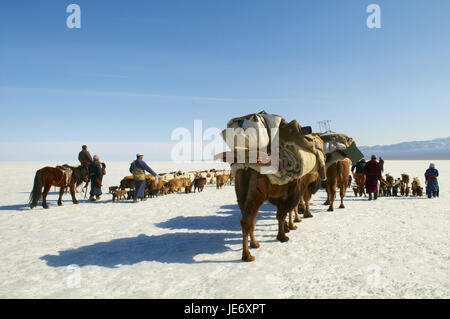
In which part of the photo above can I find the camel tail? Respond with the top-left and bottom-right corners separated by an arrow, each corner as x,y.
29,169 -> 43,208
337,161 -> 349,188
308,175 -> 322,195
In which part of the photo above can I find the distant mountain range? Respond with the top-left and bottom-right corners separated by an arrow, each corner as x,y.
359,137 -> 450,159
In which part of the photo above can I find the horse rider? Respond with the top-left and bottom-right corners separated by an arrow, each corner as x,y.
88,155 -> 103,201
425,163 -> 439,198
78,145 -> 93,167
130,153 -> 157,202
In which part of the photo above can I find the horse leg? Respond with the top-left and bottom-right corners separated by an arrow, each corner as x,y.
58,187 -> 65,206
70,183 -> 79,204
276,208 -> 290,243
42,183 -> 51,209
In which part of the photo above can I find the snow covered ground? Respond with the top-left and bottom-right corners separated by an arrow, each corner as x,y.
0,160 -> 448,299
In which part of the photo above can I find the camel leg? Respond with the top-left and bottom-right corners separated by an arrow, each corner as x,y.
294,205 -> 303,222
42,184 -> 51,209
239,193 -> 263,262
288,209 -> 298,230
303,194 -> 314,218
339,185 -> 346,209
276,209 -> 290,242
327,184 -> 336,212
58,187 -> 65,206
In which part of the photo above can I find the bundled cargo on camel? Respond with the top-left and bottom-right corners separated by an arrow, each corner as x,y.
214,111 -> 327,185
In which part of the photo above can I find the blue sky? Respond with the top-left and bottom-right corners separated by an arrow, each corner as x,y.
1,0 -> 449,160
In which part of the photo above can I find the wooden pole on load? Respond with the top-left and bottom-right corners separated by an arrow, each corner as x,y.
317,120 -> 334,135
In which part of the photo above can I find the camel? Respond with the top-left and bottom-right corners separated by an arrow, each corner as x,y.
235,169 -> 302,262
234,142 -> 323,261
323,160 -> 351,211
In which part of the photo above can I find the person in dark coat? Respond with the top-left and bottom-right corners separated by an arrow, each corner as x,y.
88,155 -> 103,201
425,163 -> 439,198
130,153 -> 157,202
351,159 -> 366,174
78,145 -> 93,167
364,155 -> 382,200
379,157 -> 384,172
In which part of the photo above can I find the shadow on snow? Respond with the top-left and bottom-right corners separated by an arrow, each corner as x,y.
40,203 -> 278,268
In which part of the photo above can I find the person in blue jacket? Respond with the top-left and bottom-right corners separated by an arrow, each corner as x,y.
424,163 -> 439,198
351,158 -> 366,174
130,153 -> 157,202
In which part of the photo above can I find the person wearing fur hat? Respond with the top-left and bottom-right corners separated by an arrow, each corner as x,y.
88,154 -> 103,201
425,163 -> 439,198
78,145 -> 93,167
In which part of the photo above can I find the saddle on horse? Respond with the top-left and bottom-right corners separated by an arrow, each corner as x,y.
55,165 -> 73,186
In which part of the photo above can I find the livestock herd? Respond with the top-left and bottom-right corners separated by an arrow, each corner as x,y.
108,169 -> 232,202
352,172 -> 424,198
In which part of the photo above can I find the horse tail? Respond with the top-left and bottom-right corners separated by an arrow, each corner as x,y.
29,169 -> 43,208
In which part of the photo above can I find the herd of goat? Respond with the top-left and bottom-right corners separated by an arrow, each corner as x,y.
106,168 -> 424,203
108,169 -> 232,201
352,172 -> 424,198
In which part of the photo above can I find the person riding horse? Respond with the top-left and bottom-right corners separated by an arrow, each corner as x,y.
78,145 -> 93,167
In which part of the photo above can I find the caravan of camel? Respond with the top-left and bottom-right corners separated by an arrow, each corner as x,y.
28,111 -> 427,262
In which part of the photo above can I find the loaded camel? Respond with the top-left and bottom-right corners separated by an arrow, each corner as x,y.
232,121 -> 326,261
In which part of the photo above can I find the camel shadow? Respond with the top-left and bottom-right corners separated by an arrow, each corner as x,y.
40,203 -> 278,268
41,232 -> 242,268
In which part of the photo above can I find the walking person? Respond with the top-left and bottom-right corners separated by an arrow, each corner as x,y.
351,158 -> 366,175
88,155 -> 103,201
364,155 -> 382,200
130,153 -> 157,202
379,157 -> 385,172
425,163 -> 439,198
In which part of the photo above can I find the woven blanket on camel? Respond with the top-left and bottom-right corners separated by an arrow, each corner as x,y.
218,111 -> 327,185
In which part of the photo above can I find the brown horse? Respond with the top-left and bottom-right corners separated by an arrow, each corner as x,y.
323,160 -> 350,211
235,168 -> 304,262
29,165 -> 89,209
288,172 -> 321,229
